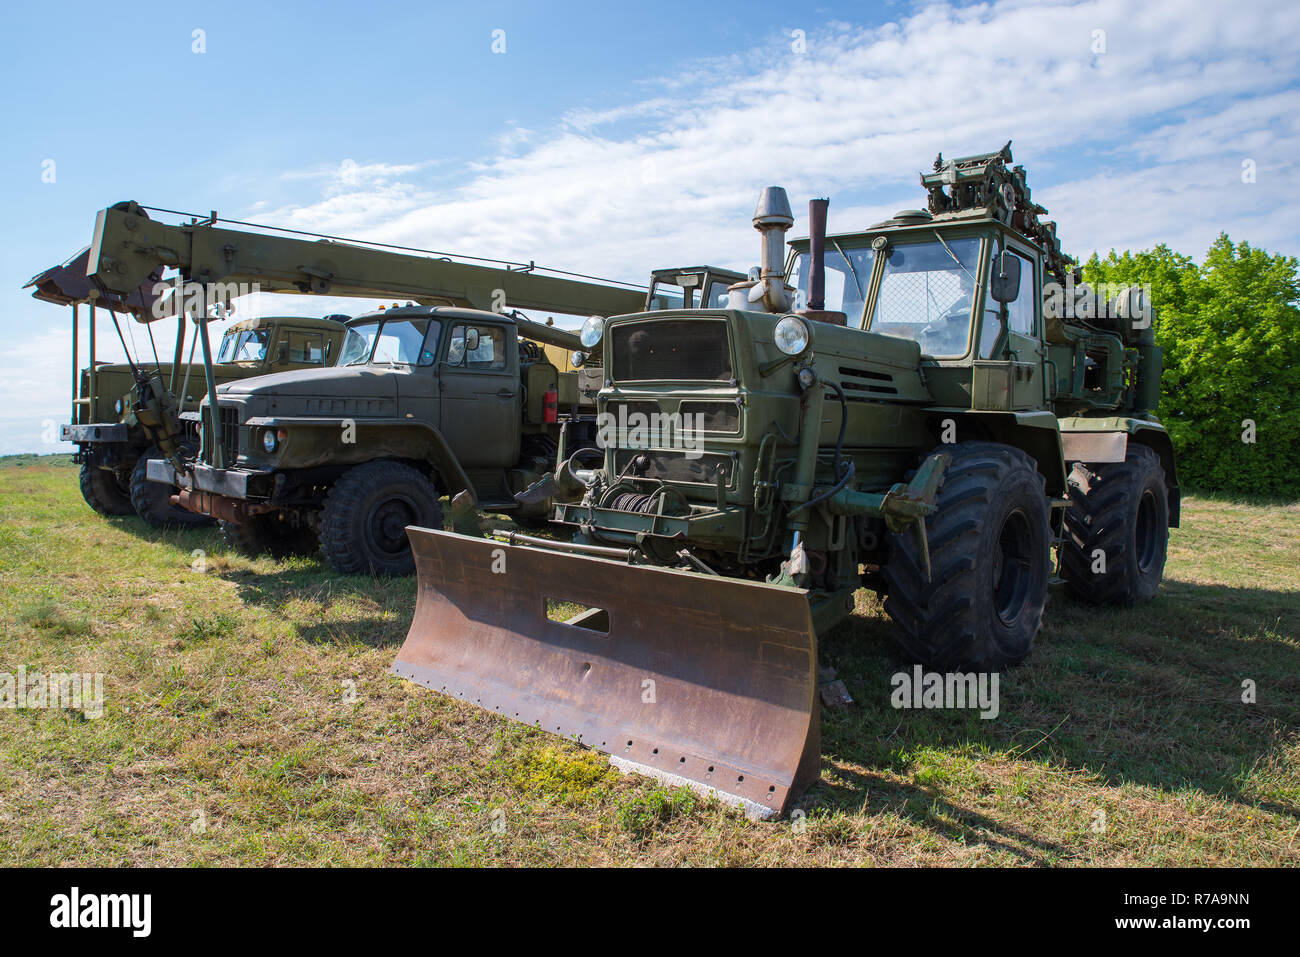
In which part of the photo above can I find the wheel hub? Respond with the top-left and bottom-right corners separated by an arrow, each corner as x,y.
993,507 -> 1033,626
369,498 -> 418,557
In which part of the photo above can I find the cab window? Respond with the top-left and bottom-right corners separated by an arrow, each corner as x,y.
979,250 -> 1036,358
446,324 -> 507,371
217,328 -> 269,363
288,331 -> 324,364
870,237 -> 980,358
788,244 -> 875,323
372,318 -> 439,366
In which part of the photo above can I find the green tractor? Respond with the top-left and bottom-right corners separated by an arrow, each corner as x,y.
391,144 -> 1177,818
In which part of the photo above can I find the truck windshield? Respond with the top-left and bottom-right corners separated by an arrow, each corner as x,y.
216,329 -> 269,363
869,236 -> 980,358
339,318 -> 439,366
788,244 -> 875,321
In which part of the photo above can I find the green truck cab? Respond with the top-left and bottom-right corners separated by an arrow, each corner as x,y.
148,305 -> 587,573
64,315 -> 347,526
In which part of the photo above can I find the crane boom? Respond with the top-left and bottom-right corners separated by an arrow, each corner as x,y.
86,202 -> 646,322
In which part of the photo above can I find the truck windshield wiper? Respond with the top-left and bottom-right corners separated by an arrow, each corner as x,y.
933,230 -> 975,283
832,240 -> 864,301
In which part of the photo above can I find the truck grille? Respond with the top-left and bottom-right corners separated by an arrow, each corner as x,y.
201,405 -> 241,465
611,319 -> 732,382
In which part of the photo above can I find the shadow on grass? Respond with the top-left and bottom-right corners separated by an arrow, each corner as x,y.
218,559 -> 416,649
814,579 -> 1299,834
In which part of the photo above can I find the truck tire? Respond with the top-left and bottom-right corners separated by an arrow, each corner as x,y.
129,447 -> 213,529
1060,444 -> 1168,605
79,462 -> 134,516
220,515 -> 319,559
882,442 -> 1052,670
319,460 -> 444,575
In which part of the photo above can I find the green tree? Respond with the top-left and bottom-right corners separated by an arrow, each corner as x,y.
1084,235 -> 1300,498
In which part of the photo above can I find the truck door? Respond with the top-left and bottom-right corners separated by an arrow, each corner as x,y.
439,321 -> 520,468
976,247 -> 1043,410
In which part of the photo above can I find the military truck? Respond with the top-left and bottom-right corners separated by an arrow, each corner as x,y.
148,305 -> 598,571
79,200 -> 646,569
26,237 -> 350,527
390,144 -> 1178,818
63,316 -> 347,526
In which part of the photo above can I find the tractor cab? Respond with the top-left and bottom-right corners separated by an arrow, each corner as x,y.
644,265 -> 746,311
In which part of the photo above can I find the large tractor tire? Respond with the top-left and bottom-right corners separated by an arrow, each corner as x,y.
883,441 -> 1052,670
319,460 -> 444,575
130,447 -> 213,529
1060,444 -> 1168,605
220,515 -> 319,559
79,462 -> 134,516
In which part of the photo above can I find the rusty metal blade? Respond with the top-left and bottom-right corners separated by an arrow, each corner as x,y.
392,528 -> 821,818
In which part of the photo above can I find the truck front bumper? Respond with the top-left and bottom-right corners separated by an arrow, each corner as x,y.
146,459 -> 277,522
62,423 -> 128,444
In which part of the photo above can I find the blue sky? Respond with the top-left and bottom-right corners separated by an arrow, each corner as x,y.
1,0 -> 1297,453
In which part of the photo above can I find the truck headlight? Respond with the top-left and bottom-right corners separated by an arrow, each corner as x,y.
262,429 -> 278,453
570,350 -> 586,369
774,315 -> 811,355
579,315 -> 606,348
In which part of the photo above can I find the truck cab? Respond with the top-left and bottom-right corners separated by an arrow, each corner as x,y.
152,305 -> 586,574
63,314 -> 347,524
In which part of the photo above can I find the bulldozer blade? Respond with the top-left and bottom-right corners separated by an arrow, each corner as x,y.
392,528 -> 822,818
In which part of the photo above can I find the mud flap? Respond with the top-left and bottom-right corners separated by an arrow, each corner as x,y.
392,528 -> 821,818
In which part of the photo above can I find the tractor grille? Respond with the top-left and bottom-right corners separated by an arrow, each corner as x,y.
613,449 -> 736,489
680,400 -> 740,433
604,399 -> 740,438
611,319 -> 732,382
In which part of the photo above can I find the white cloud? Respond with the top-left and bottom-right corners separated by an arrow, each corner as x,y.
245,0 -> 1300,281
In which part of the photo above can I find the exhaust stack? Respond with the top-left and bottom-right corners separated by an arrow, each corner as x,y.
727,187 -> 796,313
807,198 -> 828,310
799,197 -> 847,326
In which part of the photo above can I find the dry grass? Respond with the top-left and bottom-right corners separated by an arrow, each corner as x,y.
0,455 -> 1296,866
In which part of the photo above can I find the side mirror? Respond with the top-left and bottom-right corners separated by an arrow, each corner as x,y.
990,251 -> 1022,304
465,328 -> 481,352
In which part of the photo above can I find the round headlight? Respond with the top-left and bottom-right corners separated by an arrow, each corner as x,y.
579,315 -> 606,348
261,429 -> 278,453
774,315 -> 811,356
114,398 -> 125,415
570,350 -> 586,369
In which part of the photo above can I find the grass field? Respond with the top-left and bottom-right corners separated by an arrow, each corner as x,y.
1,454 -> 1297,866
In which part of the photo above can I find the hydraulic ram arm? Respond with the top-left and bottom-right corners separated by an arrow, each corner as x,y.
86,202 -> 646,324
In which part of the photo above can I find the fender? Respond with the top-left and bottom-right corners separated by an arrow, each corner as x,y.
248,416 -> 476,501
925,408 -> 1067,497
1058,416 -> 1180,527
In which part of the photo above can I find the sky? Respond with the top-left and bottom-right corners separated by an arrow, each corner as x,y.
0,0 -> 1296,454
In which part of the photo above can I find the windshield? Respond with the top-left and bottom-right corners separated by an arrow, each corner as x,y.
216,329 -> 269,364
646,273 -> 735,310
339,318 -> 439,366
788,244 -> 875,321
869,236 -> 981,357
